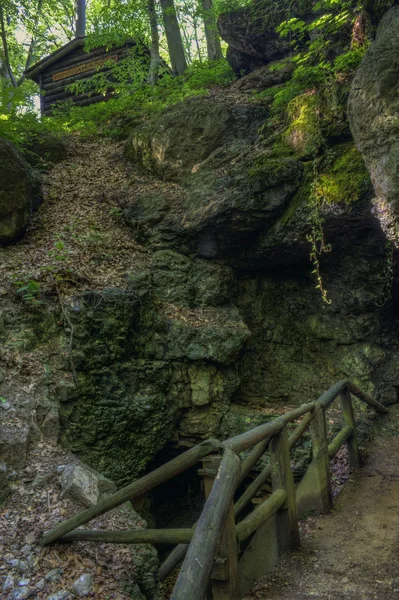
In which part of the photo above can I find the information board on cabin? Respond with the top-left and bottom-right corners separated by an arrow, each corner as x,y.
52,54 -> 118,82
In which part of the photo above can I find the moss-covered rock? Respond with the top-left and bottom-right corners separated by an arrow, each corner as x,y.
315,143 -> 371,205
125,97 -> 267,181
218,0 -> 307,74
24,133 -> 67,168
151,250 -> 236,307
0,137 -> 43,244
349,6 -> 399,243
163,306 -> 250,364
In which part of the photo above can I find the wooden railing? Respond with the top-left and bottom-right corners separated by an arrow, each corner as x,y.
40,380 -> 388,600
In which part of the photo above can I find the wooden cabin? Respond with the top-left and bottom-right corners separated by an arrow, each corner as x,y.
25,37 -> 141,115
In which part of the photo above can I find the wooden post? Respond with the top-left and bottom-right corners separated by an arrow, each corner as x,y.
269,424 -> 300,552
310,401 -> 333,513
340,388 -> 360,469
171,449 -> 240,600
201,454 -> 240,600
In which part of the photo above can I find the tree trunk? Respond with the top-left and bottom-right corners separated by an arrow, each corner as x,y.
147,0 -> 161,84
0,7 -> 17,87
76,0 -> 86,37
159,0 -> 187,75
201,0 -> 223,61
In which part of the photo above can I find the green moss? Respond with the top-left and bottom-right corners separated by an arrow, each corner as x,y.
283,92 -> 324,158
248,156 -> 302,190
315,143 -> 371,205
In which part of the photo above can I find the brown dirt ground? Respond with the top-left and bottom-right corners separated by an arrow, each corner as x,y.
245,406 -> 399,600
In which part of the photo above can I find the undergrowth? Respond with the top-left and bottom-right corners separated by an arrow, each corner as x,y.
0,59 -> 235,149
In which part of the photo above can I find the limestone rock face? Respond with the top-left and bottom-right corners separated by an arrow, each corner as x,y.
0,138 -> 42,244
348,6 -> 399,242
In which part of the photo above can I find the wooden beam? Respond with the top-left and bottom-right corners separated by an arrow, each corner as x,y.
223,420 -> 284,454
40,438 -> 221,546
160,543 -> 188,582
234,411 -> 314,518
237,437 -> 270,487
340,389 -> 360,468
318,380 -> 349,408
202,455 -> 240,600
347,381 -> 389,414
171,449 -> 241,600
235,489 -> 286,543
297,401 -> 332,516
328,425 -> 353,459
60,528 -> 193,544
279,402 -> 315,424
269,425 -> 300,551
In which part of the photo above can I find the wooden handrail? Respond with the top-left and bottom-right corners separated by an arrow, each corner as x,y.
318,380 -> 348,408
161,408 -> 317,582
42,376 -> 388,600
347,381 -> 388,414
235,489 -> 286,543
223,402 -> 315,455
59,528 -> 193,544
171,449 -> 241,600
328,425 -> 353,459
40,438 -> 222,546
234,410 -> 315,518
223,419 -> 284,454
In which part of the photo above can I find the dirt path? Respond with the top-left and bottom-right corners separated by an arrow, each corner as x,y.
245,408 -> 399,600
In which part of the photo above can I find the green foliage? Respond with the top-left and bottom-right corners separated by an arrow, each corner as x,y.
333,46 -> 368,74
13,276 -> 43,306
44,59 -> 234,138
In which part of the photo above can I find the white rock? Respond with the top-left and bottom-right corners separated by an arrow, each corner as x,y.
47,590 -> 72,600
59,464 -> 116,508
45,568 -> 63,583
11,586 -> 31,599
3,573 -> 14,591
71,573 -> 93,597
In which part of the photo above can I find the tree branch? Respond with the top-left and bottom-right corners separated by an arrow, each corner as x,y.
0,6 -> 17,87
18,0 -> 44,86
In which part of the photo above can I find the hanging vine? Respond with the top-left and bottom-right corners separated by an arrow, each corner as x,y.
307,161 -> 332,304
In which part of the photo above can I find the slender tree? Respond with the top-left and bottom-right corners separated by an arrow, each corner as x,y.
201,0 -> 222,61
147,0 -> 161,84
159,0 -> 187,75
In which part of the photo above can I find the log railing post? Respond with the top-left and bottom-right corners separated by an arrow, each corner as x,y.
172,449 -> 240,600
340,387 -> 360,469
269,424 -> 300,552
309,401 -> 333,513
200,454 -> 240,600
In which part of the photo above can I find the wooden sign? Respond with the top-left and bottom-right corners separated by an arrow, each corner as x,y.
52,54 -> 118,82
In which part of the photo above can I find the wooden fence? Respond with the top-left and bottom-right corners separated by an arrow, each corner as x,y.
40,380 -> 388,600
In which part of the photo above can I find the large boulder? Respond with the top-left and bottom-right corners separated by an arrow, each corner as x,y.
218,1 -> 291,74
125,96 -> 267,181
0,138 -> 43,244
24,133 -> 67,168
124,96 -> 302,258
348,6 -> 399,242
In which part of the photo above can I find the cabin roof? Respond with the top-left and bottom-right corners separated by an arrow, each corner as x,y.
25,37 -> 137,84
25,37 -> 86,84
